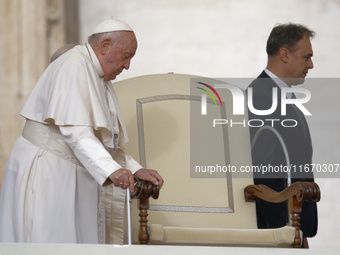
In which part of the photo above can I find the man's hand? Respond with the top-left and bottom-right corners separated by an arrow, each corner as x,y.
134,169 -> 164,189
108,168 -> 164,192
108,168 -> 135,191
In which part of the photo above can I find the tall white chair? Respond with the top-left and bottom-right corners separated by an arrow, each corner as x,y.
115,73 -> 320,248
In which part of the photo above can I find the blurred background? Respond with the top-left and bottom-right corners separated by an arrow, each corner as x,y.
0,0 -> 339,249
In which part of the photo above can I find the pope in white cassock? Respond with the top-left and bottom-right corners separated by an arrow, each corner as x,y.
0,18 -> 163,244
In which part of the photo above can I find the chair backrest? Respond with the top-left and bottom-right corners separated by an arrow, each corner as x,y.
114,73 -> 257,234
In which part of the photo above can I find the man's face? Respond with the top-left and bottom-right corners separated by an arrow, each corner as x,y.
286,35 -> 314,85
101,31 -> 137,81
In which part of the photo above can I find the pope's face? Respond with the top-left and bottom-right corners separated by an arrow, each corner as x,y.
101,32 -> 137,81
286,35 -> 314,85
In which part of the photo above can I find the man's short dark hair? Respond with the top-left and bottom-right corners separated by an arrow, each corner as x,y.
266,23 -> 315,56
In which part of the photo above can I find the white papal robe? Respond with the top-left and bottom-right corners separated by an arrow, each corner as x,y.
0,44 -> 142,244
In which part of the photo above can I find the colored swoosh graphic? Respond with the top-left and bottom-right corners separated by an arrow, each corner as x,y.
196,82 -> 222,106
196,87 -> 217,105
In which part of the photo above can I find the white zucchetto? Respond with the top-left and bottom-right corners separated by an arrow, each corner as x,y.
93,17 -> 133,34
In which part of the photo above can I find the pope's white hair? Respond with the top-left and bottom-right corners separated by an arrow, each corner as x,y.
88,31 -> 131,47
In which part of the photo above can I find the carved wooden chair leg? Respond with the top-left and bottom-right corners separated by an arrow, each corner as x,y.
289,196 -> 302,248
131,180 -> 160,244
138,197 -> 149,244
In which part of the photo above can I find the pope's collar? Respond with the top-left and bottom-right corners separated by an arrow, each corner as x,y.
85,43 -> 104,78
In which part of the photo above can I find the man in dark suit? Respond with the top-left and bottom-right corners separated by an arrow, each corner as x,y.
247,23 -> 317,248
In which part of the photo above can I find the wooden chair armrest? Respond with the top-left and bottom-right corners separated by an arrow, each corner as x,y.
131,180 -> 160,244
131,180 -> 160,200
244,181 -> 320,248
244,182 -> 320,203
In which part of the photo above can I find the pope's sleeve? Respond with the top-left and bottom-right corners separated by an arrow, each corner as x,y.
59,125 -> 122,186
125,155 -> 143,174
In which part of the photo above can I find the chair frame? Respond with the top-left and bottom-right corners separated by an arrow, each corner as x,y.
132,180 -> 320,248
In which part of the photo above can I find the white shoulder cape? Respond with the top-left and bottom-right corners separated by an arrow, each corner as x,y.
20,44 -> 128,149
